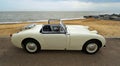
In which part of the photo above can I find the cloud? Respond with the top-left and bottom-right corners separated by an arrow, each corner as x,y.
31,0 -> 120,2
34,0 -> 120,3
79,0 -> 120,3
0,0 -> 120,12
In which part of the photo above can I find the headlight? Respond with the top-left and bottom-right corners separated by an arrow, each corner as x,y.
22,24 -> 36,30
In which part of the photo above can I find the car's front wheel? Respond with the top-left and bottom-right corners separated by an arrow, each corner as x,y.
83,41 -> 100,54
23,39 -> 40,53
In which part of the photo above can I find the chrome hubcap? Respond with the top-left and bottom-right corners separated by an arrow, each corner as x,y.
26,42 -> 37,52
86,43 -> 98,53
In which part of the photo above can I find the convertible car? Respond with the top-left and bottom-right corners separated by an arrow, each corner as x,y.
11,19 -> 106,54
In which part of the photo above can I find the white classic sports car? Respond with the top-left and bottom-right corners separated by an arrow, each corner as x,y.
11,19 -> 106,54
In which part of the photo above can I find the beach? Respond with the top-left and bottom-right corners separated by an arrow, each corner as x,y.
0,18 -> 120,37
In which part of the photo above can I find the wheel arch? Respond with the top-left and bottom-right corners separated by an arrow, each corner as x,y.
21,38 -> 41,49
82,39 -> 102,50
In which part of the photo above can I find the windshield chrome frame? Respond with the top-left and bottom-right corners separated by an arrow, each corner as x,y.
47,19 -> 67,34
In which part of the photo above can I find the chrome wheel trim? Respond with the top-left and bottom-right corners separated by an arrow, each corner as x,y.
26,42 -> 37,52
86,43 -> 98,53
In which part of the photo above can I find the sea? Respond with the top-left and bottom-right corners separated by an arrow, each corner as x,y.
0,11 -> 114,24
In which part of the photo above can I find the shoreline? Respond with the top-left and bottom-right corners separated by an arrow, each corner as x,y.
0,17 -> 85,24
0,17 -> 84,24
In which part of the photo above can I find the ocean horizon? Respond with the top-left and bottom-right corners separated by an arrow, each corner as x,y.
0,11 -> 116,24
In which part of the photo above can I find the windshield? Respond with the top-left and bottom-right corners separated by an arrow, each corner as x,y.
48,19 -> 67,33
60,20 -> 66,31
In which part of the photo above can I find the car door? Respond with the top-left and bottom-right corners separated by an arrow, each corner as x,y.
41,25 -> 68,50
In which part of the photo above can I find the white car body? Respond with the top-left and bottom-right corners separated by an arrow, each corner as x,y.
11,19 -> 106,54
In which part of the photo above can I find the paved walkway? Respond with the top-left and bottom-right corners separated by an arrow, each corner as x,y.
0,38 -> 120,66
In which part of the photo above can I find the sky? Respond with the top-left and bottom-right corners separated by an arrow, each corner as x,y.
0,0 -> 120,12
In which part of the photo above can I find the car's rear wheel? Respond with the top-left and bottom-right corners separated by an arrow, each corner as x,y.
23,39 -> 40,53
83,41 -> 100,54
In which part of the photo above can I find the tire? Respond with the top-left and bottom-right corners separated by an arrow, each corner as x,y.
83,41 -> 100,54
23,39 -> 40,53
